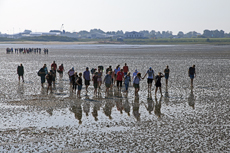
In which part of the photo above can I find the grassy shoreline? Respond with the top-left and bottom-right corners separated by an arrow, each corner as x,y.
1,38 -> 230,45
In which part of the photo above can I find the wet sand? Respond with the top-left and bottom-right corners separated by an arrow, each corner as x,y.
0,44 -> 229,152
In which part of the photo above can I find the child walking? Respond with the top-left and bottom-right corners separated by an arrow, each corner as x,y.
76,73 -> 83,98
93,72 -> 99,96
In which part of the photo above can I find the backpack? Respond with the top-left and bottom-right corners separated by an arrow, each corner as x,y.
189,67 -> 195,75
91,68 -> 96,74
37,70 -> 41,76
98,65 -> 104,71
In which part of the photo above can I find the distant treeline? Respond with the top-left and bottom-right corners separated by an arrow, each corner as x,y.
121,38 -> 230,45
78,29 -> 230,39
1,35 -> 230,45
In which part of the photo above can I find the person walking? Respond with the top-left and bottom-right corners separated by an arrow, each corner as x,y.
97,69 -> 102,89
123,63 -> 129,75
38,65 -> 46,88
51,61 -> 57,73
51,67 -> 56,87
57,64 -> 64,78
68,67 -> 75,84
164,65 -> 170,87
46,70 -> 53,93
155,72 -> 164,96
93,72 -> 99,96
124,72 -> 131,93
104,71 -> 112,96
188,65 -> 196,87
133,72 -> 142,97
116,69 -> 124,90
72,72 -> 78,93
44,64 -> 48,75
17,64 -> 24,82
76,72 -> 83,98
143,67 -> 155,92
114,65 -> 120,85
83,67 -> 90,93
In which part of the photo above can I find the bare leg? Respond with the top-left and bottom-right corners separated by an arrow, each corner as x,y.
77,90 -> 81,97
149,84 -> 152,92
159,87 -> 162,96
135,88 -> 139,96
155,87 -> 158,96
105,88 -> 108,97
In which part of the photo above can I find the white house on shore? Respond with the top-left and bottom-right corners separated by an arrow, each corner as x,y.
125,31 -> 144,38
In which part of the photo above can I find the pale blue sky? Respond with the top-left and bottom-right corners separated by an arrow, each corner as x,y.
0,0 -> 230,34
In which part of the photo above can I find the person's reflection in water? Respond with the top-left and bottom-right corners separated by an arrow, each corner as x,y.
154,97 -> 162,118
114,89 -> 122,98
83,101 -> 90,116
104,100 -> 114,120
69,89 -> 74,98
133,97 -> 140,121
123,98 -> 130,116
144,94 -> 154,114
116,99 -> 123,114
70,101 -> 82,124
17,82 -> 24,97
92,102 -> 101,121
58,78 -> 64,93
188,88 -> 195,109
164,87 -> 170,106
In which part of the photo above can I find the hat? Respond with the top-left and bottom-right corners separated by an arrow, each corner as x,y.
135,69 -> 138,72
86,67 -> 89,69
149,67 -> 152,70
72,67 -> 74,70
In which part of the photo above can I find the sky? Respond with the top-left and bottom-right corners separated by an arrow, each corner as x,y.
0,0 -> 230,35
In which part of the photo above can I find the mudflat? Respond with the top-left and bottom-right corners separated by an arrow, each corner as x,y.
0,44 -> 229,152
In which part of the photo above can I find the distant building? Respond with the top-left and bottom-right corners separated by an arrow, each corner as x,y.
49,30 -> 62,35
125,31 -> 144,38
22,30 -> 32,34
0,32 -> 7,37
89,33 -> 113,39
117,37 -> 123,41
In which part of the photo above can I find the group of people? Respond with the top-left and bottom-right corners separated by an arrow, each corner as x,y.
6,48 -> 49,54
38,61 -> 64,93
17,61 -> 196,97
